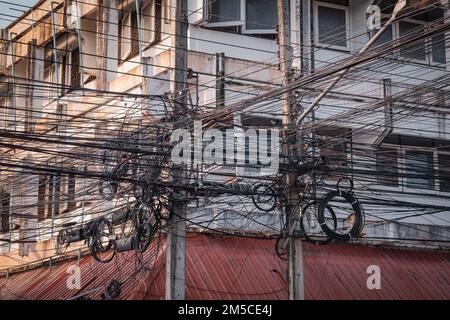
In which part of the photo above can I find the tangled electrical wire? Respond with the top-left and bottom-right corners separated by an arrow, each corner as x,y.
274,138 -> 367,260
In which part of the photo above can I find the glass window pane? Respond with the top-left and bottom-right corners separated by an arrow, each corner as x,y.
210,0 -> 241,23
377,147 -> 399,187
399,21 -> 426,61
246,0 -> 277,30
405,151 -> 434,189
372,17 -> 393,48
432,33 -> 446,64
438,154 -> 450,192
318,5 -> 347,47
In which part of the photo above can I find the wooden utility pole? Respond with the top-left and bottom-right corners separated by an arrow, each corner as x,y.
165,0 -> 188,300
277,0 -> 305,300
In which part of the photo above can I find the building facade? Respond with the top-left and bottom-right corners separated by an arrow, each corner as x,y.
0,0 -> 449,274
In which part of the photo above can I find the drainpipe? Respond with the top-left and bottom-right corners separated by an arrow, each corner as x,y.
215,52 -> 225,108
8,32 -> 17,131
50,175 -> 57,238
374,78 -> 393,147
135,0 -> 144,74
73,0 -> 84,90
51,2 -> 61,99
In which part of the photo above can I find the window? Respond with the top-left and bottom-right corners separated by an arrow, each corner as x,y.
44,51 -> 66,99
438,154 -> 450,192
431,33 -> 446,64
47,175 -> 61,217
244,0 -> 277,33
1,82 -> 14,128
376,146 -> 399,187
370,16 -> 393,48
120,1 -> 158,62
120,13 -> 132,61
38,174 -> 61,220
142,0 -> 162,46
1,190 -> 10,233
315,1 -> 350,50
204,0 -> 277,35
209,0 -> 241,25
368,12 -> 447,65
37,175 -> 47,221
399,20 -> 426,61
70,47 -> 81,89
404,150 -> 434,189
67,173 -> 76,211
44,33 -> 83,98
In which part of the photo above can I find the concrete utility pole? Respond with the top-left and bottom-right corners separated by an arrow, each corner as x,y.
97,0 -> 109,92
277,0 -> 304,300
165,0 -> 188,300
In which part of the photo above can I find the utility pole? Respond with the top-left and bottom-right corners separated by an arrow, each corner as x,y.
165,0 -> 188,300
277,0 -> 304,300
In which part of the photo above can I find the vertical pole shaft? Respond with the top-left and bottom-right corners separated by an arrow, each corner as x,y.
165,0 -> 188,300
50,175 -> 56,238
277,0 -> 304,300
73,0 -> 84,89
135,0 -> 143,64
215,52 -> 225,108
25,39 -> 37,133
50,2 -> 60,98
8,32 -> 17,131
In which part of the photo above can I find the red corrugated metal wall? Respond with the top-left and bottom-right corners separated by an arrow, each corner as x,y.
0,234 -> 449,300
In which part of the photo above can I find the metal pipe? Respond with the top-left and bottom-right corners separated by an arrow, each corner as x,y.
135,0 -> 143,68
8,32 -> 17,131
50,2 -> 61,98
73,0 -> 84,89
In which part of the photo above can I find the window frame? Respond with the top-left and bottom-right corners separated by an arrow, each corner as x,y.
142,0 -> 157,47
428,26 -> 447,66
204,0 -> 277,35
120,12 -> 132,61
370,13 -> 395,48
371,16 -> 447,66
206,0 -> 244,28
375,143 -> 450,195
313,0 -> 351,51
376,146 -> 400,187
241,0 -> 277,35
396,17 -> 428,63
403,149 -> 435,190
1,190 -> 10,234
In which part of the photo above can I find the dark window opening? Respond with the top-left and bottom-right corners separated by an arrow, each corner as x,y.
1,191 -> 10,233
376,146 -> 399,187
438,154 -> 450,192
404,150 -> 434,189
68,173 -> 76,211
